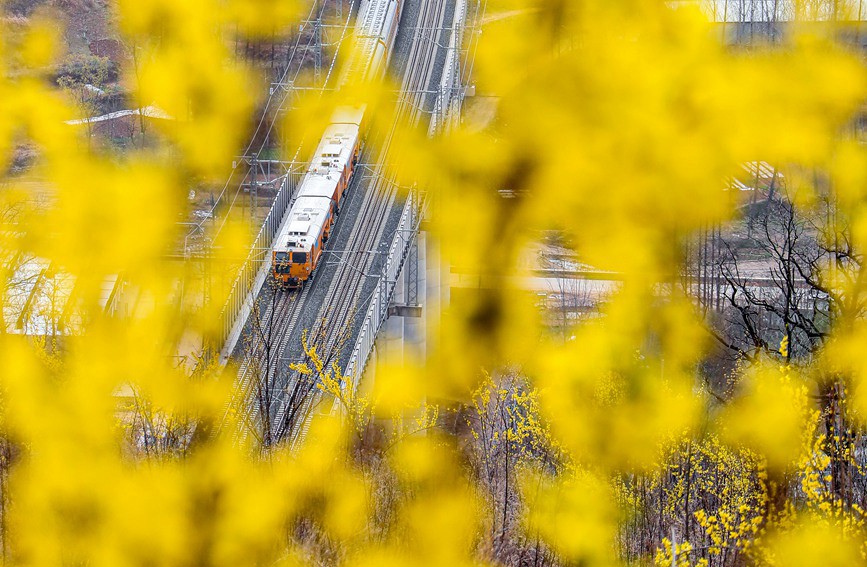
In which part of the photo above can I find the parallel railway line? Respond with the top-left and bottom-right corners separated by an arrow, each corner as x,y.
273,0 -> 456,444
224,0 -> 461,446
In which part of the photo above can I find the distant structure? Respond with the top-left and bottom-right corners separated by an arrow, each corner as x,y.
88,38 -> 125,66
674,0 -> 865,22
670,0 -> 867,47
2,257 -> 124,337
64,105 -> 173,139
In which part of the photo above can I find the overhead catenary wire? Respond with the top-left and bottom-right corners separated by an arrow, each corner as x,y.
186,0 -> 361,243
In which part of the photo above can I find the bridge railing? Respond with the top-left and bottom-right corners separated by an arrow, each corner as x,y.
338,0 -> 467,399
342,189 -> 424,387
429,0 -> 465,136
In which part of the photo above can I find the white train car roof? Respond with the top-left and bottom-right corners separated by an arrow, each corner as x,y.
274,195 -> 332,253
298,171 -> 341,201
341,0 -> 402,83
330,105 -> 365,126
272,105 -> 365,258
297,107 -> 363,200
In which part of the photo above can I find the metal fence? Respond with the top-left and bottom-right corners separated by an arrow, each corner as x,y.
216,171 -> 301,361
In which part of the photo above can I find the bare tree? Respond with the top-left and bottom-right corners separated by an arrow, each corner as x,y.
123,385 -> 196,460
272,308 -> 355,445
240,284 -> 284,449
717,193 -> 828,360
712,177 -> 867,507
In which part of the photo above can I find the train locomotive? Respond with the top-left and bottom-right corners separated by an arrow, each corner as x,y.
271,0 -> 402,288
272,108 -> 362,287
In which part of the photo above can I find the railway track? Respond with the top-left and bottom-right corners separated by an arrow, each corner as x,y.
272,0 -> 456,444
223,0 -> 458,446
216,1 -> 364,444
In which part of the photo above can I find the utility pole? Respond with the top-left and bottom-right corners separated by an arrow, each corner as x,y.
250,160 -> 259,233
314,0 -> 323,86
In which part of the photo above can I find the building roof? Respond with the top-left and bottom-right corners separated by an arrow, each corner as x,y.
65,105 -> 173,126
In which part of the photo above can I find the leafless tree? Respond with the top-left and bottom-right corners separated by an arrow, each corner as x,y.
712,177 -> 867,507
272,308 -> 355,445
57,55 -> 112,146
537,239 -> 608,338
123,385 -> 196,460
465,371 -> 561,566
716,189 -> 831,361
241,284 -> 283,448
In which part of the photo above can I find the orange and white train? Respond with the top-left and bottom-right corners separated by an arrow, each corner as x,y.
272,0 -> 402,287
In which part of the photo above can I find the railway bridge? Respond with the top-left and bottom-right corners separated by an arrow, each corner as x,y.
215,0 -> 476,446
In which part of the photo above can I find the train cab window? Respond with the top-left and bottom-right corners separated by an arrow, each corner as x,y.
293,252 -> 308,264
275,252 -> 291,274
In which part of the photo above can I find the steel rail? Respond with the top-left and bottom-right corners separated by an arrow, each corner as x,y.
280,0 -> 456,444
223,0 -> 407,445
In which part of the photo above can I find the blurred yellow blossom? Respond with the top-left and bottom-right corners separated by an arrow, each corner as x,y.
0,0 -> 865,565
